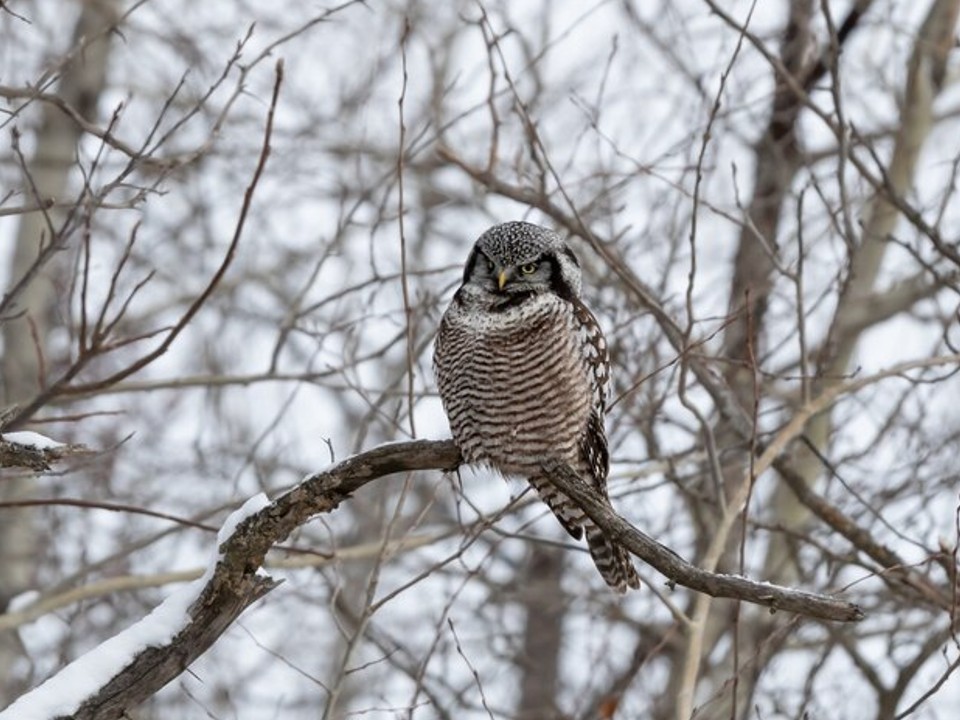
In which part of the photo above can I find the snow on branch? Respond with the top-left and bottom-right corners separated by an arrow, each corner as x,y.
1,440 -> 460,720
0,495 -> 271,720
0,430 -> 89,471
2,438 -> 866,719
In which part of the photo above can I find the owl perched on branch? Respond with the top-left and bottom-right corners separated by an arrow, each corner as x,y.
434,221 -> 639,592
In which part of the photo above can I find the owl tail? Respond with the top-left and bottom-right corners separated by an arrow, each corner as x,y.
528,475 -> 640,593
584,522 -> 641,594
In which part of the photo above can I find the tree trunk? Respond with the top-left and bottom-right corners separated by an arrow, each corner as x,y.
0,0 -> 117,703
516,542 -> 567,720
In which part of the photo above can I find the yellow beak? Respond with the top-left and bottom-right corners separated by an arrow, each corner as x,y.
498,270 -> 509,290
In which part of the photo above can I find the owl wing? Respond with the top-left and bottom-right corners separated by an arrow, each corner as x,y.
571,298 -> 611,486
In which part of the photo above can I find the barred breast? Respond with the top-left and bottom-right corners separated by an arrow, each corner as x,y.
434,295 -> 592,477
434,286 -> 641,592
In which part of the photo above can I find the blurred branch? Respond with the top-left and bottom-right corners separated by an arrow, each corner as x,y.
831,269 -> 960,339
0,531 -> 450,633
0,85 -> 149,163
5,58 -> 285,429
714,0 -> 813,371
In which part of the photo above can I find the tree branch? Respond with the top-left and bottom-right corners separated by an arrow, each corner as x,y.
0,432 -> 89,472
5,55 -> 285,430
5,434 -> 866,718
540,458 -> 864,623
2,439 -> 460,720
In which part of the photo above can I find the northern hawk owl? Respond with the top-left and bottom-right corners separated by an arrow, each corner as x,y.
433,221 -> 639,592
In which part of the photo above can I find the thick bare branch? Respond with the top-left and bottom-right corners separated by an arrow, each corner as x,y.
540,458 -> 863,623
6,431 -> 872,718
6,440 -> 460,719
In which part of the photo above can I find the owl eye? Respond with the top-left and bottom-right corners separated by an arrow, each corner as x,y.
519,262 -> 538,275
486,259 -> 496,273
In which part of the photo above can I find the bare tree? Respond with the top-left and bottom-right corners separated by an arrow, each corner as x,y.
2,1 -> 959,719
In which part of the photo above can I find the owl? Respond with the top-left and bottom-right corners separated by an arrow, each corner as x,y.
433,221 -> 640,592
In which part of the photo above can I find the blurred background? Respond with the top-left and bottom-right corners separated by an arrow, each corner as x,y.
2,1 -> 959,717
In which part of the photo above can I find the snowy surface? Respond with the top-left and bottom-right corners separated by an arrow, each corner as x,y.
1,432 -> 64,450
0,494 -> 271,719
0,582 -> 198,719
216,493 -> 270,547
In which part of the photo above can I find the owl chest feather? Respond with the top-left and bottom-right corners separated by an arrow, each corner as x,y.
435,294 -> 593,473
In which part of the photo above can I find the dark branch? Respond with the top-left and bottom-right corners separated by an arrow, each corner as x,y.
540,458 -> 865,623
62,439 -> 461,719
16,437 -> 868,718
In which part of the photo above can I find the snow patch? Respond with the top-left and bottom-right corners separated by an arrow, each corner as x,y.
0,578 -> 199,719
2,432 -> 64,450
7,590 -> 40,614
0,493 -> 272,719
217,492 -> 269,546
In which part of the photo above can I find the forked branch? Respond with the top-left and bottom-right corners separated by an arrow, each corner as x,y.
6,438 -> 863,719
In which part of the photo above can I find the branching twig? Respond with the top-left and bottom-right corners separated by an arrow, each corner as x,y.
5,59 -> 285,428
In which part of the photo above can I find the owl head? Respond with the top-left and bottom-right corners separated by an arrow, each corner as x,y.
460,221 -> 583,301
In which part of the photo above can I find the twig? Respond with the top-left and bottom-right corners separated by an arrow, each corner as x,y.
5,59 -> 285,428
397,17 -> 417,438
